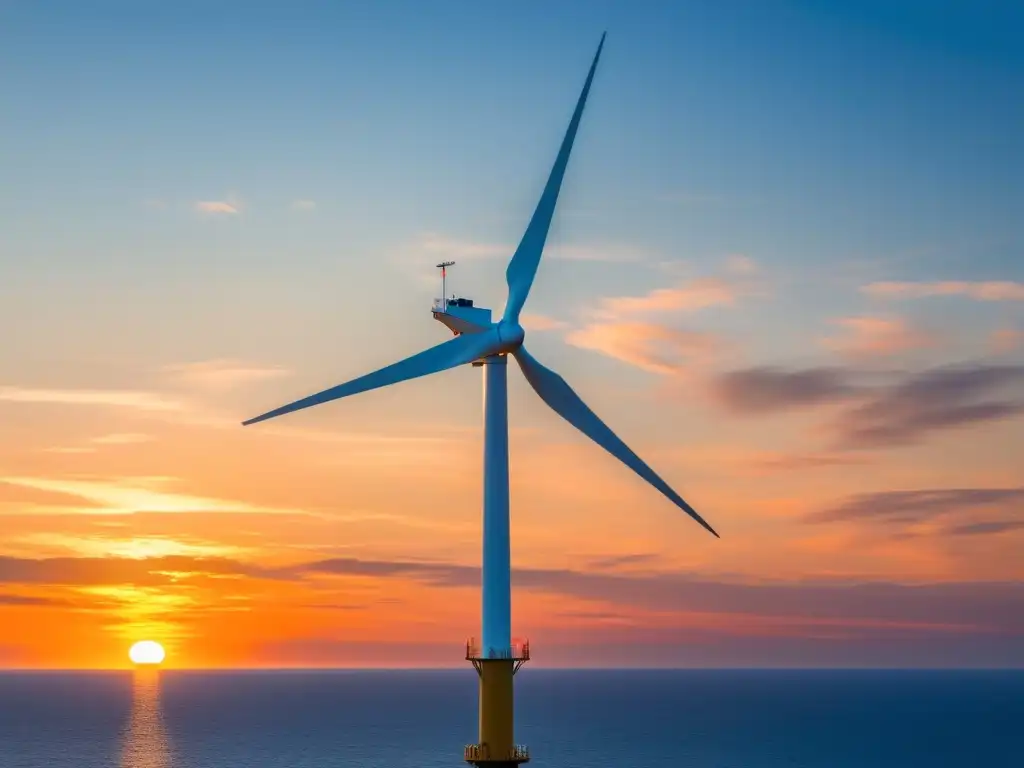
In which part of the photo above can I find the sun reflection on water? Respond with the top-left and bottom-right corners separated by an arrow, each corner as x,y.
121,669 -> 172,768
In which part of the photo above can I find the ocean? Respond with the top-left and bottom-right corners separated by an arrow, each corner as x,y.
0,669 -> 1019,767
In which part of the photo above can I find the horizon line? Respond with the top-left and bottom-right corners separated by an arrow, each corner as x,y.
3,665 -> 1022,673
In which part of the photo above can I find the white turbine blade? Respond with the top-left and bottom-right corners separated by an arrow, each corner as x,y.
512,346 -> 719,538
243,328 -> 504,426
503,33 -> 605,324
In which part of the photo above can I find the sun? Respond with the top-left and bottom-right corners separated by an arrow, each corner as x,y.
129,640 -> 166,666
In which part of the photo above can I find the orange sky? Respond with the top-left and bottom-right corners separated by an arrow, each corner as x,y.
2,4 -> 1023,669
2,361 -> 1022,668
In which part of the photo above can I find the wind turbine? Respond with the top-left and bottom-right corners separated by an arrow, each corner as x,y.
242,32 -> 718,766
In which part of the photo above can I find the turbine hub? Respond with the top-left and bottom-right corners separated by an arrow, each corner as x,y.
496,320 -> 525,351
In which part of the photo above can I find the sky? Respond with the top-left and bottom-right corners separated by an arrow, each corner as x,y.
1,0 -> 1022,669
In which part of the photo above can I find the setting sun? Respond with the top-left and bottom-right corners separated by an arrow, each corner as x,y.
128,640 -> 166,666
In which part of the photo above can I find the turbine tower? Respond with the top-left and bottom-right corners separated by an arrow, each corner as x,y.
242,32 -> 718,767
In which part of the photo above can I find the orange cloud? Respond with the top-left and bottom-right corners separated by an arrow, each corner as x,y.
163,359 -> 291,391
822,316 -> 937,358
195,199 -> 240,214
565,322 -> 722,374
0,386 -> 183,412
990,328 -> 1024,353
599,277 -> 740,316
864,281 -> 1024,301
0,476 -> 308,516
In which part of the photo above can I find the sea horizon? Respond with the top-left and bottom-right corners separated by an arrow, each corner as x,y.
3,665 -> 1023,672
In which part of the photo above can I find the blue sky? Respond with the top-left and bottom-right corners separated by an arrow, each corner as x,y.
1,1 -> 1023,667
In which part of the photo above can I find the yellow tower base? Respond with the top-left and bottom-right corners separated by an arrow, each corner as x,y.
464,639 -> 530,766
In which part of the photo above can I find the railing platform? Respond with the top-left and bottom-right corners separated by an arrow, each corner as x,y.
465,638 -> 530,674
464,743 -> 530,765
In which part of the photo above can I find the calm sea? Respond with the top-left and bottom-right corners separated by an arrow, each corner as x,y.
0,669 -> 1019,767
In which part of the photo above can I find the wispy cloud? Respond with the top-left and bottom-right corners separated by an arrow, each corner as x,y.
0,476 -> 306,517
863,281 -> 1024,302
564,259 -> 754,375
0,386 -> 184,413
195,194 -> 242,215
709,363 -> 1024,449
163,359 -> 291,391
807,487 -> 1024,539
597,277 -> 741,317
289,199 -> 316,211
289,556 -> 1024,636
948,521 -> 1024,536
833,364 -> 1024,449
809,487 -> 1024,525
90,433 -> 154,446
43,432 -> 155,455
195,201 -> 239,214
566,322 -> 723,375
413,231 -> 508,261
822,316 -> 938,359
990,328 -> 1024,354
747,452 -> 870,472
710,367 -> 860,415
13,533 -> 241,560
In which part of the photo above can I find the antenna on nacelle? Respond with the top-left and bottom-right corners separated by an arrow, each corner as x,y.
437,261 -> 455,308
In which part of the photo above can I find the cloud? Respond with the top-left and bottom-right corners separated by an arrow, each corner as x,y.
564,260 -> 754,375
520,313 -> 568,331
0,386 -> 184,413
710,367 -> 860,415
90,433 -> 154,445
3,552 -> 1023,656
834,364 -> 1024,448
990,328 -> 1024,354
412,231 -> 509,261
0,593 -> 66,606
289,199 -> 316,211
808,487 -> 1024,525
195,200 -> 240,215
747,452 -> 870,472
566,322 -> 722,375
290,556 -> 1024,635
0,554 -> 268,587
948,520 -> 1024,536
0,476 -> 306,516
863,281 -> 1024,302
709,363 -> 1024,448
14,533 -> 240,560
597,277 -> 741,317
822,316 -> 937,359
587,553 -> 659,570
163,359 -> 291,391
807,487 -> 1024,540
